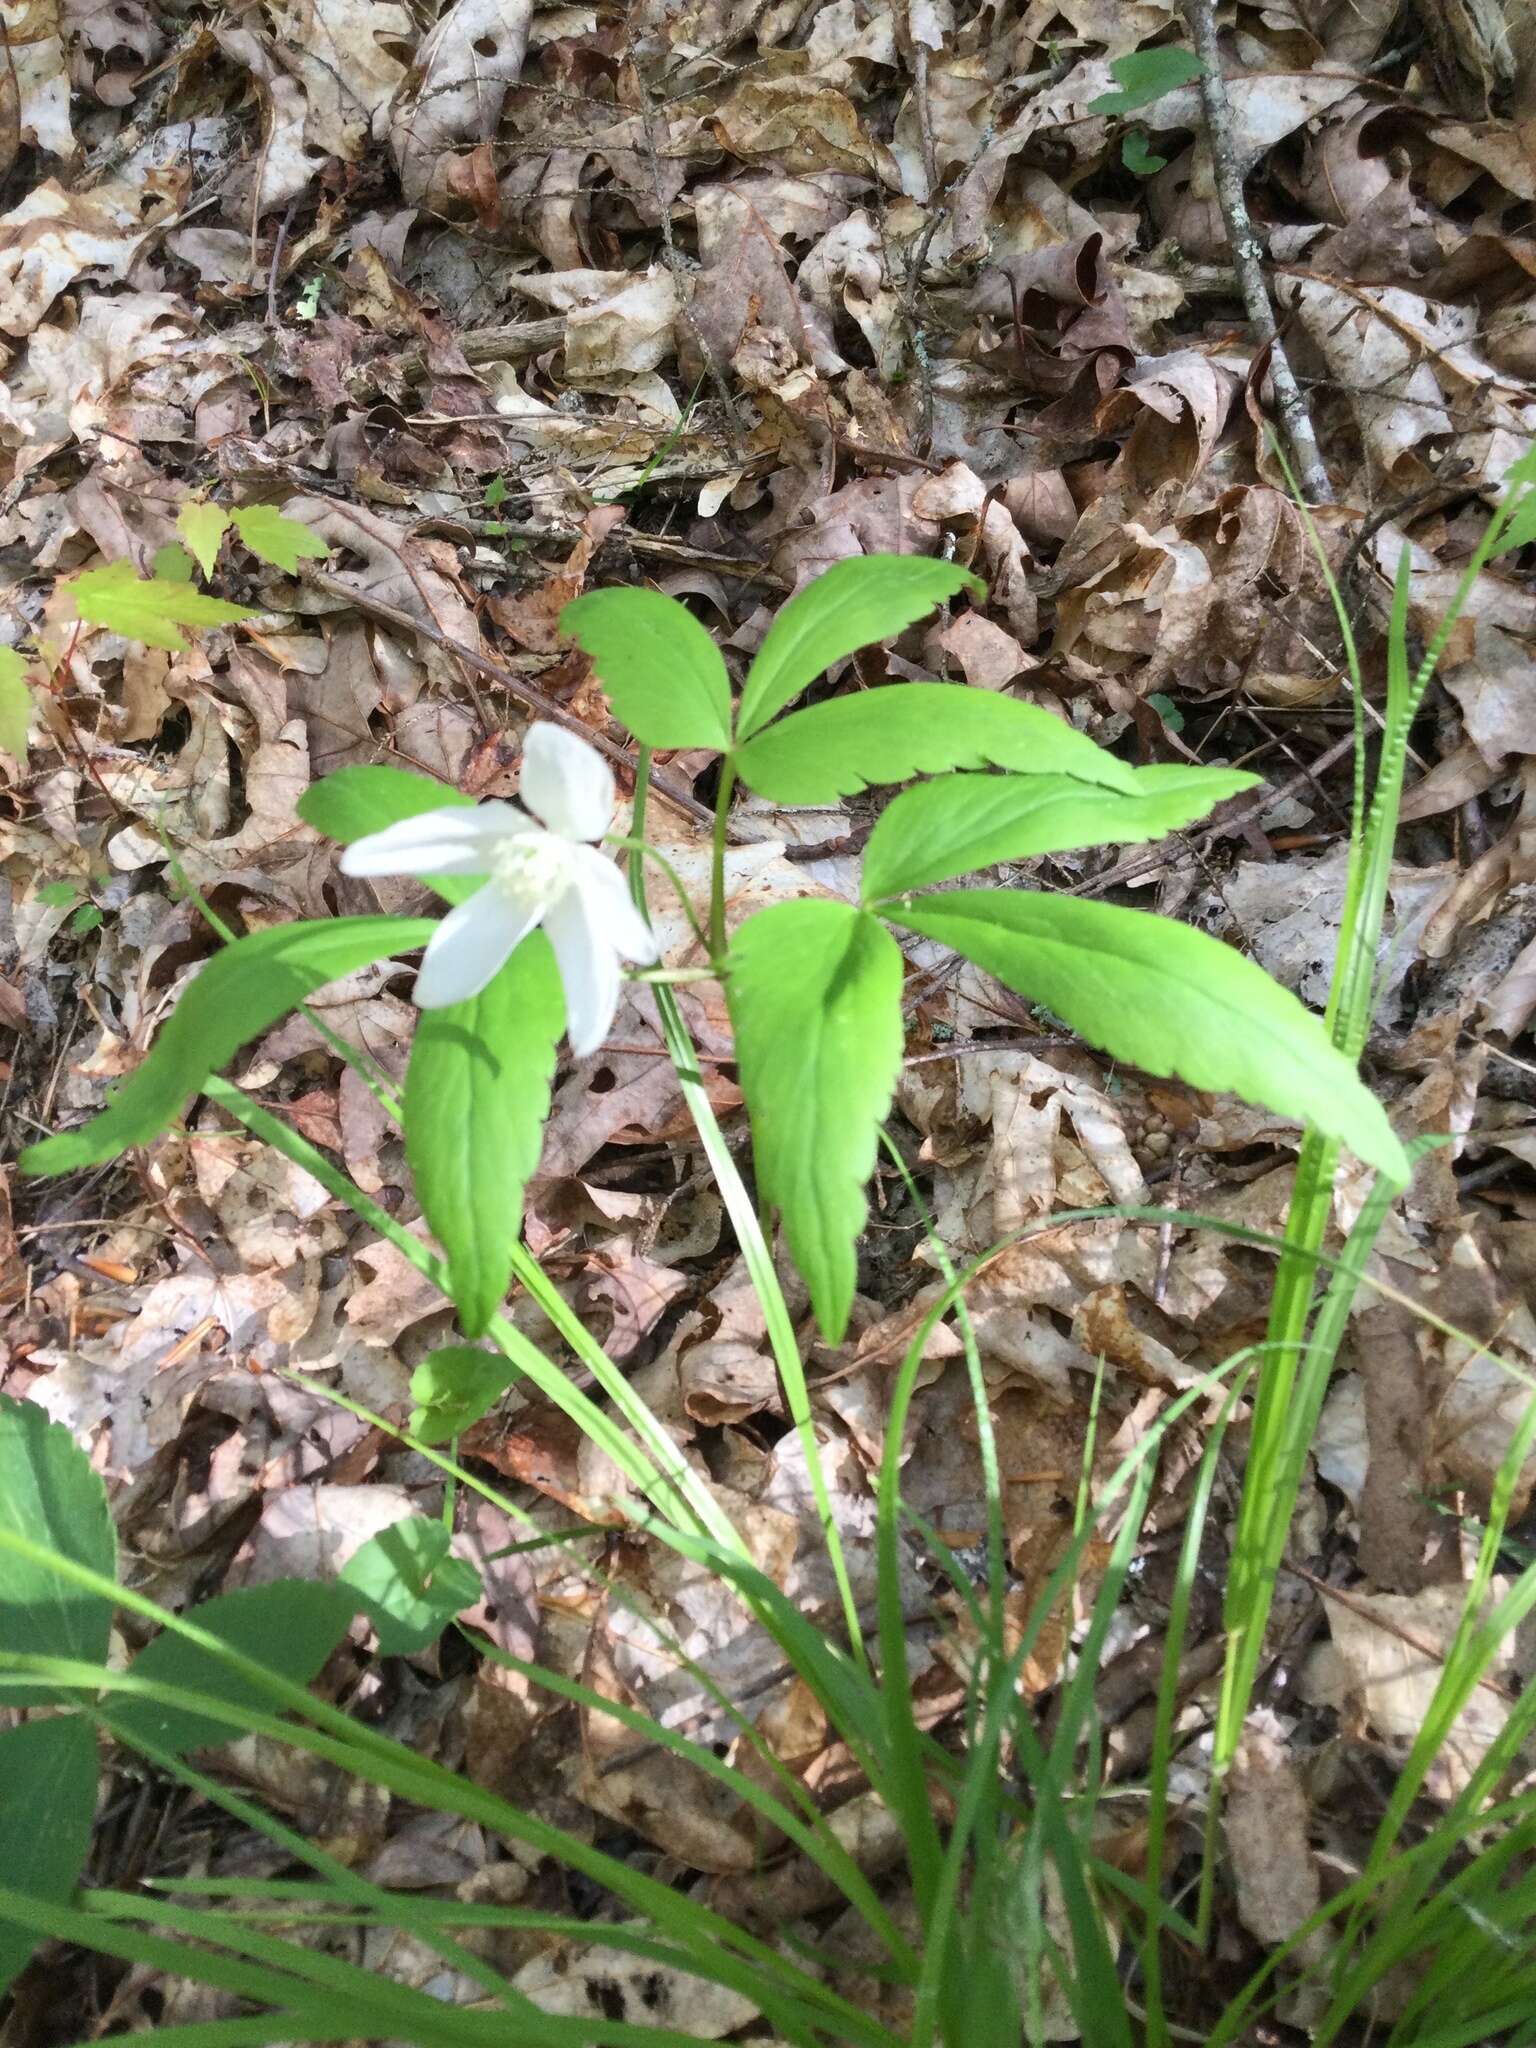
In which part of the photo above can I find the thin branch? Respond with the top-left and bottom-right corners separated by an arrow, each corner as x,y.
1183,0 -> 1333,503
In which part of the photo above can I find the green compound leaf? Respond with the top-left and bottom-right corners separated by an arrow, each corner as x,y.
1088,45 -> 1203,114
887,891 -> 1409,1182
862,761 -> 1257,901
732,682 -> 1141,806
176,501 -> 232,579
409,1346 -> 520,1443
0,1718 -> 99,1997
231,503 -> 330,573
298,764 -> 478,903
70,559 -> 255,651
561,587 -> 733,751
735,555 -> 985,740
0,1394 -> 116,1705
727,900 -> 904,1342
0,647 -> 33,763
21,916 -> 435,1176
108,1582 -> 357,1756
403,934 -> 565,1338
341,1518 -> 480,1656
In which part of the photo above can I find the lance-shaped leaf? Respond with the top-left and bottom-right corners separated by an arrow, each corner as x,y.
887,891 -> 1408,1181
735,555 -> 985,740
862,761 -> 1258,901
21,917 -> 435,1175
108,1582 -> 358,1757
561,587 -> 733,751
403,933 -> 565,1337
0,1395 -> 115,1704
727,900 -> 904,1341
733,682 -> 1142,805
0,1719 -> 98,1996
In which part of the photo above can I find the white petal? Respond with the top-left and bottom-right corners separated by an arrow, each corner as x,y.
567,844 -> 661,964
340,801 -> 532,879
520,723 -> 614,843
544,888 -> 621,1057
412,888 -> 546,1009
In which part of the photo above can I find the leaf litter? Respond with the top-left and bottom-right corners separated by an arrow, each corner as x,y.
2,0 -> 1536,2035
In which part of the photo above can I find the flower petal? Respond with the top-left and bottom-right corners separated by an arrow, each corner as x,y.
520,723 -> 614,843
544,887 -> 621,1057
340,801 -> 532,879
566,844 -> 661,964
413,887 -> 547,1009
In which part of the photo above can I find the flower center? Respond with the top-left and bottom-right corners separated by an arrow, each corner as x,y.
487,830 -> 567,910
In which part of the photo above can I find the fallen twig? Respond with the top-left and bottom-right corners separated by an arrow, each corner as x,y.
401,315 -> 568,382
1184,0 -> 1333,503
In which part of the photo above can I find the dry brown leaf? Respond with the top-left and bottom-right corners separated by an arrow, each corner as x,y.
1227,1713 -> 1322,1946
392,0 -> 531,206
1328,1581 -> 1515,1798
0,178 -> 173,335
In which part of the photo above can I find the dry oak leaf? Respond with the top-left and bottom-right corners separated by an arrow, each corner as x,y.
392,0 -> 531,205
710,73 -> 888,177
0,0 -> 72,158
267,0 -> 413,157
0,177 -> 172,336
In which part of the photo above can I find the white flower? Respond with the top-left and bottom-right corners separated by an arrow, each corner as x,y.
340,723 -> 659,1054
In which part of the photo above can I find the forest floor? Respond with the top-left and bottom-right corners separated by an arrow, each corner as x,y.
3,0 -> 1536,2036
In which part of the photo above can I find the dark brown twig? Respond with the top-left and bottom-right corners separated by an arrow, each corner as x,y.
265,200 -> 296,328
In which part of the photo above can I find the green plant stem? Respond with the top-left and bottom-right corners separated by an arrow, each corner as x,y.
604,832 -> 711,954
1142,1368 -> 1250,2047
1209,478 -> 1529,1924
709,760 -> 736,964
202,1076 -> 739,1552
631,746 -> 867,1667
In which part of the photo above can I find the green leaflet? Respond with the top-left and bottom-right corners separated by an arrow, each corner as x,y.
0,1395 -> 116,1703
230,503 -> 329,573
403,933 -> 565,1338
21,916 -> 436,1175
735,555 -> 985,740
341,1518 -> 481,1655
0,1718 -> 98,1996
862,761 -> 1257,901
409,1345 -> 520,1443
887,891 -> 1409,1182
561,587 -> 733,751
298,763 -> 476,903
732,683 -> 1141,806
69,559 -> 255,651
726,900 -> 905,1342
0,647 -> 32,763
107,1582 -> 357,1756
176,501 -> 231,577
